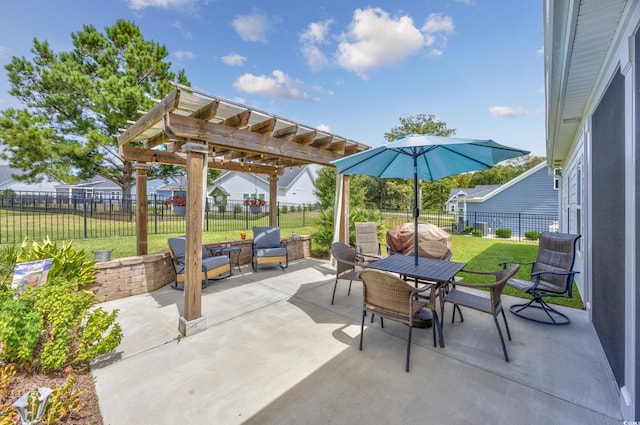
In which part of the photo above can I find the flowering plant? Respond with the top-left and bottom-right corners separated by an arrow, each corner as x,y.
245,197 -> 266,206
165,195 -> 186,207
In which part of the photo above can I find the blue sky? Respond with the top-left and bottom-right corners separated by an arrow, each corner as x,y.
0,0 -> 545,156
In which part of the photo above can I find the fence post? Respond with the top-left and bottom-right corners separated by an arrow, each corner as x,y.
154,194 -> 158,234
302,203 -> 306,227
83,192 -> 88,239
518,213 -> 522,241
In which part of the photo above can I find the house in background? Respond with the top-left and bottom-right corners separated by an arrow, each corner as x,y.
209,166 -> 318,206
545,1 -> 638,420
452,162 -> 558,235
0,164 -> 58,192
445,184 -> 500,215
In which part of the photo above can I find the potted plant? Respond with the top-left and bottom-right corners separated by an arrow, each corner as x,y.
245,197 -> 266,213
165,195 -> 187,215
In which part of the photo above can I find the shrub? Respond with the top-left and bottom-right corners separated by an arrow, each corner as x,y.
0,239 -> 122,373
218,205 -> 226,213
464,226 -> 473,234
312,207 -> 382,254
471,229 -> 483,237
525,230 -> 541,240
234,205 -> 242,213
495,228 -> 512,238
281,205 -> 289,214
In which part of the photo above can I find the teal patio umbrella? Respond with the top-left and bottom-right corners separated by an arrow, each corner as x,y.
331,134 -> 530,265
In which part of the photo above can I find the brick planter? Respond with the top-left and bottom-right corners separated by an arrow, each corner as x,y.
88,235 -> 312,303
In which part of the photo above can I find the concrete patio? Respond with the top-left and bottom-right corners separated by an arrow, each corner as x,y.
92,259 -> 622,424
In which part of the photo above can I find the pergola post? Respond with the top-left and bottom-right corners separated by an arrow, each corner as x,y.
332,173 -> 350,245
269,173 -> 278,226
135,162 -> 151,256
179,141 -> 208,337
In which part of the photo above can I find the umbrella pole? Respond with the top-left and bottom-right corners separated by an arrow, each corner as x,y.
413,156 -> 419,266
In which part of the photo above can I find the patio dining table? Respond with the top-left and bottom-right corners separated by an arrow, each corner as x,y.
365,254 -> 467,347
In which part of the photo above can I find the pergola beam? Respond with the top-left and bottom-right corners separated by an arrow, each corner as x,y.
120,145 -> 279,175
165,113 -> 341,166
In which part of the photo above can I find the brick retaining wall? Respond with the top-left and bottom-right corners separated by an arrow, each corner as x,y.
87,236 -> 312,303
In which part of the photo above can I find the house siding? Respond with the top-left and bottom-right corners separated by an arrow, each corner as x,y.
465,167 -> 557,215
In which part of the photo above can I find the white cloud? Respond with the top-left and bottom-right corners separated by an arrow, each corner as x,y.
0,45 -> 7,58
233,70 -> 313,101
173,50 -> 195,61
421,13 -> 454,56
172,21 -> 192,39
128,0 -> 194,10
221,53 -> 247,66
316,124 -> 331,132
453,0 -> 476,5
489,106 -> 527,117
336,8 -> 425,77
301,45 -> 331,71
300,20 -> 333,71
232,10 -> 279,43
300,20 -> 333,44
537,46 -> 544,58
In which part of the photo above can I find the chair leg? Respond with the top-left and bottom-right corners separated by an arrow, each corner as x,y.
405,326 -> 413,372
432,309 -> 444,348
380,317 -> 384,328
331,278 -> 338,304
359,310 -> 366,351
501,308 -> 512,340
348,280 -> 352,296
493,316 -> 509,362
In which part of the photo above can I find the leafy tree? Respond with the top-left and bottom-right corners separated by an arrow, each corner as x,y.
313,166 -> 369,209
383,114 -> 457,210
384,113 -> 456,142
0,20 -> 189,205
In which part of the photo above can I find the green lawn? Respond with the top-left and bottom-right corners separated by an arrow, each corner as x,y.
20,228 -> 583,310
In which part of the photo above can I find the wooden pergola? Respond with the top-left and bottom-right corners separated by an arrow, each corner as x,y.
118,83 -> 370,335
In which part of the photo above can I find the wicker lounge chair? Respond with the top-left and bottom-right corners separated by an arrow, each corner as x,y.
358,269 -> 440,372
252,226 -> 288,271
443,264 -> 520,362
167,237 -> 231,290
330,242 -> 364,305
500,232 -> 581,325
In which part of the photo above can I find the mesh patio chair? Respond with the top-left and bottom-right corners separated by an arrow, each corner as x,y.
330,242 -> 364,305
167,237 -> 231,290
499,231 -> 581,325
252,226 -> 288,271
353,222 -> 384,263
442,264 -> 520,362
358,269 -> 441,372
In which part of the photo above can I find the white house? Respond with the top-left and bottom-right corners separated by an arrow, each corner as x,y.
209,166 -> 318,206
545,1 -> 638,420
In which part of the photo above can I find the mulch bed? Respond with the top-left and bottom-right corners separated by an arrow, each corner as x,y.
2,364 -> 102,425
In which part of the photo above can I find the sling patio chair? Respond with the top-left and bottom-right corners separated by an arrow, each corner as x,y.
252,226 -> 288,271
442,264 -> 520,362
353,222 -> 384,263
167,236 -> 231,291
358,269 -> 440,372
499,231 -> 581,325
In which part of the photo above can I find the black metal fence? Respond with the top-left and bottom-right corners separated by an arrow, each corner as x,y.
0,190 -> 558,244
0,191 -> 318,244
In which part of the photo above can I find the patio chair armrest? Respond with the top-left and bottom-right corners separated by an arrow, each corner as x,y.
498,261 -> 534,268
447,280 -> 495,290
531,270 -> 579,278
280,240 -> 288,248
459,269 -> 499,276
